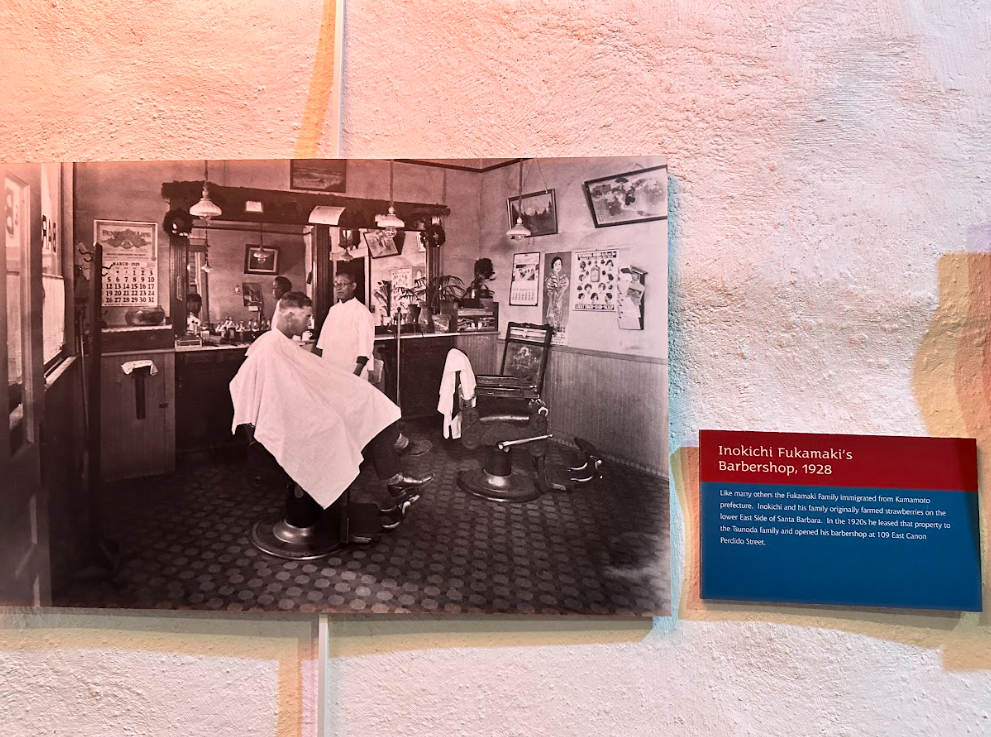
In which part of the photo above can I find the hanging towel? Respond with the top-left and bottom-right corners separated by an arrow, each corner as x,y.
437,348 -> 476,440
120,359 -> 157,376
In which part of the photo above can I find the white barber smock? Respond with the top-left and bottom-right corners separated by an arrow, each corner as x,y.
316,297 -> 375,379
230,330 -> 401,508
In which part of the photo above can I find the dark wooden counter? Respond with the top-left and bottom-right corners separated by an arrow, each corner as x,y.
175,345 -> 248,455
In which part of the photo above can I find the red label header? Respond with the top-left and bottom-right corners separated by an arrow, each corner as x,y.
700,430 -> 977,491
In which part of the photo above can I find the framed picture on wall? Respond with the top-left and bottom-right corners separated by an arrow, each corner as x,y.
583,165 -> 668,227
363,229 -> 402,259
290,159 -> 347,192
507,189 -> 557,236
244,244 -> 280,275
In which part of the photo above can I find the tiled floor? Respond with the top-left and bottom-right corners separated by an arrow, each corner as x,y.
55,428 -> 670,616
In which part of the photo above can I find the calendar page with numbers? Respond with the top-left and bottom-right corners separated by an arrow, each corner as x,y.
95,220 -> 158,306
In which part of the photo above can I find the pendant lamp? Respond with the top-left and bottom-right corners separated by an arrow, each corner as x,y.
190,161 -> 222,220
507,159 -> 531,240
201,228 -> 213,273
375,159 -> 405,237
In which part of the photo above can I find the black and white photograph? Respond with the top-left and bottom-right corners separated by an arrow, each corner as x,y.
583,165 -> 669,228
363,229 -> 401,259
290,158 -> 347,193
244,244 -> 280,275
0,156 -> 669,616
507,189 -> 558,237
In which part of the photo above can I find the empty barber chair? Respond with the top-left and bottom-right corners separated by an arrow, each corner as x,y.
242,425 -> 381,560
455,323 -> 554,503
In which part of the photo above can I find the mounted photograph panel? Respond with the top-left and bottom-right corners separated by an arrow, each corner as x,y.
2,156 -> 669,618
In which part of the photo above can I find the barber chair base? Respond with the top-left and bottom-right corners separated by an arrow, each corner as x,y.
458,468 -> 540,503
250,513 -> 344,561
250,502 -> 383,560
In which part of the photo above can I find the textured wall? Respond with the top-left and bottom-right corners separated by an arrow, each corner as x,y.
3,1 -> 991,736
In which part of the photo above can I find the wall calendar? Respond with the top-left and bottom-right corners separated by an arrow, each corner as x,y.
95,220 -> 158,307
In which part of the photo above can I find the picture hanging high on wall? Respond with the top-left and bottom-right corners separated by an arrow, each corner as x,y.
583,165 -> 668,227
507,189 -> 558,237
290,159 -> 347,192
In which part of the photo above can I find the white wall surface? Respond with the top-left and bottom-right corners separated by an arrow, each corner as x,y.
3,1 -> 991,735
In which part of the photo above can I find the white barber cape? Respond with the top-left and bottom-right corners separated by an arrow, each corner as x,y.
316,297 -> 375,379
230,329 -> 401,508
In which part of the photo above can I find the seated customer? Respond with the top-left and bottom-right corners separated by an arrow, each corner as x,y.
230,292 -> 431,529
186,292 -> 203,335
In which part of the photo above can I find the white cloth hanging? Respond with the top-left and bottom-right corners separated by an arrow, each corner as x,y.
230,329 -> 401,508
120,359 -> 157,376
437,348 -> 476,440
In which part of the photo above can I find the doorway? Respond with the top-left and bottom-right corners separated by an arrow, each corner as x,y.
0,170 -> 50,607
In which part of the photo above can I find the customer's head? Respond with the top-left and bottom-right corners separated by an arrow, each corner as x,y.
274,291 -> 313,338
186,292 -> 203,317
272,276 -> 292,301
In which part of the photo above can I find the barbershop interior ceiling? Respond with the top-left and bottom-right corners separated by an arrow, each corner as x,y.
401,158 -> 521,172
162,181 -> 450,228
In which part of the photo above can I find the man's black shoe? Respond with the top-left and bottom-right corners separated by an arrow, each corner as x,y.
387,472 -> 433,498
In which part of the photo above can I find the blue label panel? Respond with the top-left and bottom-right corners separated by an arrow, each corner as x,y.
700,482 -> 982,611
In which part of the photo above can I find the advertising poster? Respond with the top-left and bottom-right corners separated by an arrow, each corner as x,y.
617,265 -> 647,330
573,249 -> 618,311
542,251 -> 571,345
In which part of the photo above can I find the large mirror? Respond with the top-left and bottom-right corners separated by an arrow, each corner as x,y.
164,175 -> 446,339
185,221 -> 312,330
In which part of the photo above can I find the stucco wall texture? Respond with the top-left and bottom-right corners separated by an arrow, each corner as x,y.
2,1 -> 991,735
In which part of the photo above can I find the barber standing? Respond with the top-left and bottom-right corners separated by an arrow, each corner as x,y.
316,271 -> 431,457
315,272 -> 375,378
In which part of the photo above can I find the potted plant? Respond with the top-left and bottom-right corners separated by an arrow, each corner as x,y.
396,275 -> 465,333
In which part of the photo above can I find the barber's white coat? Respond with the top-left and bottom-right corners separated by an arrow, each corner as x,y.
230,329 -> 401,508
316,297 -> 375,379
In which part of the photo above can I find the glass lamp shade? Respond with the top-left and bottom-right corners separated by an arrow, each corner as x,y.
376,206 -> 405,238
506,217 -> 532,240
189,185 -> 222,219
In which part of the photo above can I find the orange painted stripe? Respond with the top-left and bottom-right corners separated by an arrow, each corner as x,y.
295,0 -> 339,159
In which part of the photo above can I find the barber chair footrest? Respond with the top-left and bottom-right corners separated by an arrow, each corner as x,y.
347,503 -> 381,545
250,512 -> 345,561
458,468 -> 540,503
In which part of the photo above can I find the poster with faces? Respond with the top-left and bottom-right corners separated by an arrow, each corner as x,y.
572,249 -> 618,311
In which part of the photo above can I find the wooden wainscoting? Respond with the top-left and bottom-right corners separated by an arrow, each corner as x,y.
540,346 -> 667,478
453,333 -> 667,476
